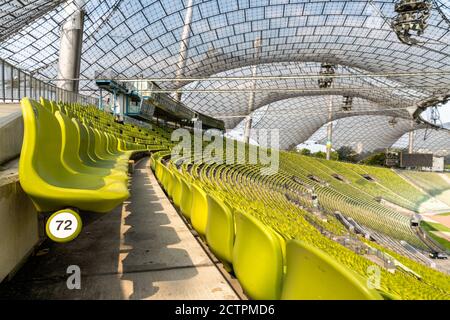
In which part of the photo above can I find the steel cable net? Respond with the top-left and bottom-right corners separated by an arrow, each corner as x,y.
0,0 -> 449,152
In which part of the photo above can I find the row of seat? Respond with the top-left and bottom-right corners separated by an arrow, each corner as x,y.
279,153 -> 425,248
151,144 -> 450,299
19,98 -> 170,213
151,151 -> 385,300
20,98 -> 448,299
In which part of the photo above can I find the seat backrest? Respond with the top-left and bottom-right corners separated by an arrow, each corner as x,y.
171,169 -> 183,207
281,240 -> 383,300
19,98 -> 72,186
40,97 -> 55,113
92,128 -> 110,159
190,183 -> 208,237
233,210 -> 284,300
179,175 -> 193,219
206,194 -> 235,266
55,111 -> 84,173
105,133 -> 119,154
72,118 -> 96,165
155,159 -> 163,181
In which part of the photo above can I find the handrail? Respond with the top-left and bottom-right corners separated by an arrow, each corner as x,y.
0,58 -> 98,105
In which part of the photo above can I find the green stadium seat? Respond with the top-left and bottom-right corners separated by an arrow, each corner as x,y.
54,111 -> 128,181
190,182 -> 209,237
233,210 -> 284,300
72,119 -> 128,172
171,169 -> 183,208
281,240 -> 383,300
206,193 -> 235,270
19,98 -> 129,213
179,175 -> 193,220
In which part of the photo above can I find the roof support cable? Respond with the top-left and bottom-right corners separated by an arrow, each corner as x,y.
432,0 -> 450,27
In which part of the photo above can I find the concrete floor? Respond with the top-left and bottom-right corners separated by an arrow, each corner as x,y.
0,158 -> 239,300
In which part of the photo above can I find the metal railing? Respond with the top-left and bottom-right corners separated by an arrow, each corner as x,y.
0,58 -> 98,105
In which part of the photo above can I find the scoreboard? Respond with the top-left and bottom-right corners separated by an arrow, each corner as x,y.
400,153 -> 434,168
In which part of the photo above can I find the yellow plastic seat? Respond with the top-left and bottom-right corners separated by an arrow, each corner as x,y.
155,159 -> 164,181
86,126 -> 128,170
19,98 -> 129,213
233,210 -> 284,300
171,169 -> 183,208
105,133 -> 134,160
179,175 -> 193,220
92,129 -> 128,164
190,183 -> 208,237
160,163 -> 173,195
206,194 -> 235,269
281,240 -> 384,300
72,119 -> 127,172
55,111 -> 128,182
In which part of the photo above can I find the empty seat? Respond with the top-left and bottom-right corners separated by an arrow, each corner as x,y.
233,210 -> 284,300
55,111 -> 128,182
179,175 -> 193,220
281,240 -> 383,300
190,182 -> 209,237
171,169 -> 183,208
19,98 -> 129,213
206,194 -> 235,270
72,119 -> 128,172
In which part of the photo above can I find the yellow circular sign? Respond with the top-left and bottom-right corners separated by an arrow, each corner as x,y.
46,209 -> 82,243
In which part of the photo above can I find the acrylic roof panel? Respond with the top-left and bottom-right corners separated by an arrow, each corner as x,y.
393,127 -> 450,157
307,115 -> 427,154
1,1 -> 449,89
0,0 -> 66,43
0,0 -> 449,151
180,61 -> 421,128
230,95 -> 412,150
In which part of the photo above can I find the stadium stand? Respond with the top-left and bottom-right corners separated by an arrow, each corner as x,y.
397,170 -> 450,207
7,98 -> 450,300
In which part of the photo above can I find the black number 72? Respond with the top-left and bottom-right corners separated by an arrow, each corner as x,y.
56,220 -> 73,231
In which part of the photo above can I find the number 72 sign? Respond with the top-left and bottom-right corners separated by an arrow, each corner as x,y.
46,209 -> 82,243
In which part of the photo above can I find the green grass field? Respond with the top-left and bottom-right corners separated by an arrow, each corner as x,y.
421,221 -> 450,251
438,212 -> 450,217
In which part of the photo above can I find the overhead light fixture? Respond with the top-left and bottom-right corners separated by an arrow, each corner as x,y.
389,117 -> 398,127
342,96 -> 353,111
318,63 -> 335,88
430,105 -> 441,126
392,0 -> 432,45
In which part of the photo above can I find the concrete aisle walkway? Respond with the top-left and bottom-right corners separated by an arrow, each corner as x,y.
0,158 -> 238,300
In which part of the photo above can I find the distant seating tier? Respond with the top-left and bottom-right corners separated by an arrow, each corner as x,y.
19,98 -> 450,300
152,146 -> 450,300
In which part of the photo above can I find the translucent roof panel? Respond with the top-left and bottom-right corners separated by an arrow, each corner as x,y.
0,0 -> 66,43
393,126 -> 450,157
180,61 -> 422,129
229,95 -> 410,150
0,0 -> 449,98
308,115 -> 430,154
0,0 -> 449,153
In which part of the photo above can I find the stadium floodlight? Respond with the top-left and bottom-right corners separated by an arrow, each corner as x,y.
430,105 -> 441,126
342,96 -> 353,111
392,0 -> 432,45
318,63 -> 335,89
389,117 -> 399,127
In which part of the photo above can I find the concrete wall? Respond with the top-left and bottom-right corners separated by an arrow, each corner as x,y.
0,111 -> 23,165
0,176 -> 39,282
